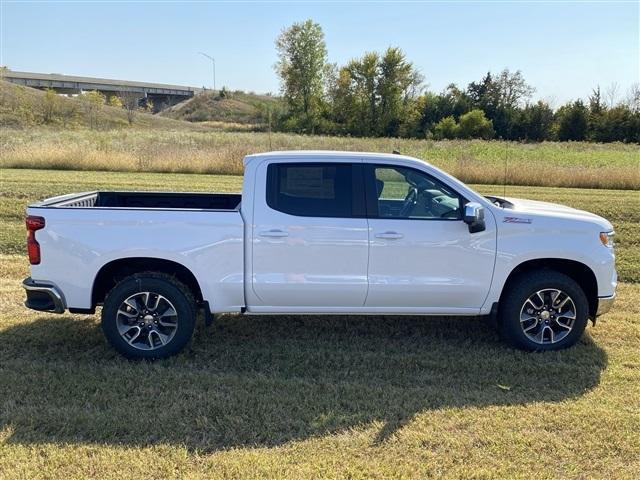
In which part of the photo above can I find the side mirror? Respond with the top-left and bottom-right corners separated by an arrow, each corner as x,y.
463,202 -> 486,233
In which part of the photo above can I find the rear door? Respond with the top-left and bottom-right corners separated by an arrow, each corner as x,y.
251,160 -> 369,309
364,164 -> 496,312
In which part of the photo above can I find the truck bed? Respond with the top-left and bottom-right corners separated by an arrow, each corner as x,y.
32,191 -> 242,210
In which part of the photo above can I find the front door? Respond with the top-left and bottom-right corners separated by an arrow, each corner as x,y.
251,161 -> 369,309
364,164 -> 496,312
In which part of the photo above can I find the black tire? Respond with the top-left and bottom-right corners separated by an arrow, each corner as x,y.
499,270 -> 589,351
102,272 -> 196,359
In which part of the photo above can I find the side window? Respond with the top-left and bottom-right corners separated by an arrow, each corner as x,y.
369,165 -> 462,219
267,163 -> 359,217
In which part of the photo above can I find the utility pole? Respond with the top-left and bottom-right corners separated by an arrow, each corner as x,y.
198,52 -> 216,92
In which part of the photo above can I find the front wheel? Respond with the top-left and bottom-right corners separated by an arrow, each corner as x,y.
102,273 -> 196,359
499,271 -> 589,351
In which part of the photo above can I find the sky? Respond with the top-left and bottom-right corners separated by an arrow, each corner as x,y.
1,1 -> 638,105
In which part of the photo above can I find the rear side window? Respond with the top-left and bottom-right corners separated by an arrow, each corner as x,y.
267,163 -> 361,217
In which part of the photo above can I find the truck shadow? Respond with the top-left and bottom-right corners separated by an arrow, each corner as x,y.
0,314 -> 607,452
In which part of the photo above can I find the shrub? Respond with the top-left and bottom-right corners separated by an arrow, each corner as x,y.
457,109 -> 494,139
41,89 -> 63,124
432,116 -> 458,139
80,90 -> 106,129
108,95 -> 123,108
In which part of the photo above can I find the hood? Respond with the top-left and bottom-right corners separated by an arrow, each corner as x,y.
502,197 -> 613,231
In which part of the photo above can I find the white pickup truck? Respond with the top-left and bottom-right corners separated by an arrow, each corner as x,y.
23,151 -> 616,358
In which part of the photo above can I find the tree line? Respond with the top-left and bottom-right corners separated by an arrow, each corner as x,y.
275,20 -> 640,143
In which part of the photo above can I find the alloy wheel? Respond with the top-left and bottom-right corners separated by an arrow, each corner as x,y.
115,291 -> 178,350
519,288 -> 577,344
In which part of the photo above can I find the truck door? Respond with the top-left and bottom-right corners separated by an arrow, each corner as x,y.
251,161 -> 369,309
363,164 -> 496,312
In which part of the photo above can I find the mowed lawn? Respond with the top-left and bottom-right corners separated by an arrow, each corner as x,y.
0,168 -> 639,479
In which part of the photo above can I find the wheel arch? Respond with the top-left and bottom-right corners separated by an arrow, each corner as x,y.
92,257 -> 204,307
499,258 -> 598,318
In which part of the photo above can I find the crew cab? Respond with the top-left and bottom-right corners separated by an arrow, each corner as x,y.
23,151 -> 617,358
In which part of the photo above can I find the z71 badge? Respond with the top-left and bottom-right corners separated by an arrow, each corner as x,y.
503,216 -> 533,224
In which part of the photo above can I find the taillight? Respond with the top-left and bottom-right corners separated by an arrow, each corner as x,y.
26,215 -> 45,265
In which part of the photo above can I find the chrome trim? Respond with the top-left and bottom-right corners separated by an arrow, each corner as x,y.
596,294 -> 615,316
22,277 -> 66,313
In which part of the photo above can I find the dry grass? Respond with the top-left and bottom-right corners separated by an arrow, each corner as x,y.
2,128 -> 639,189
197,120 -> 267,132
0,134 -> 244,175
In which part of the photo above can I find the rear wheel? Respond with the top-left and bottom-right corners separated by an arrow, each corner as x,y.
499,271 -> 589,351
102,273 -> 196,359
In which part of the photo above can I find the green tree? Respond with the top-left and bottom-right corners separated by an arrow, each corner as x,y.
328,47 -> 422,137
418,91 -> 442,135
495,69 -> 534,108
587,84 -> 640,143
590,106 -> 636,143
467,69 -> 534,139
327,65 -> 357,134
275,19 -> 328,133
557,100 -> 589,141
419,86 -> 471,135
589,86 -> 605,114
457,109 -> 494,139
514,101 -> 554,141
376,47 -> 423,136
334,52 -> 380,136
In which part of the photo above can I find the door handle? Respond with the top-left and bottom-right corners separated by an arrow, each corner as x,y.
375,231 -> 404,240
259,229 -> 289,238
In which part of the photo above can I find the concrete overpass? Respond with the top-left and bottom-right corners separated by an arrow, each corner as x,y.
1,70 -> 199,111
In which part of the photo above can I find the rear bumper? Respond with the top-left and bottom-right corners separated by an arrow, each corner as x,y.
22,277 -> 66,313
596,294 -> 615,316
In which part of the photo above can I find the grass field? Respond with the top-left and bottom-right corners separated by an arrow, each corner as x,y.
2,128 -> 639,190
0,168 -> 639,478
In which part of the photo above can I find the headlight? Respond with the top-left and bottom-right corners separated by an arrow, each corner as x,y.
599,231 -> 615,248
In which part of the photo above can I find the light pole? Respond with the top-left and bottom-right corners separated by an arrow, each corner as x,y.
198,52 -> 216,92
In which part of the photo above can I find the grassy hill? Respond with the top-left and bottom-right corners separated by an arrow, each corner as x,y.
161,89 -> 282,127
0,80 -> 206,131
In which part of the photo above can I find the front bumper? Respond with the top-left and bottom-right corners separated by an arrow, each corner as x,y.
596,294 -> 615,316
22,277 -> 66,313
